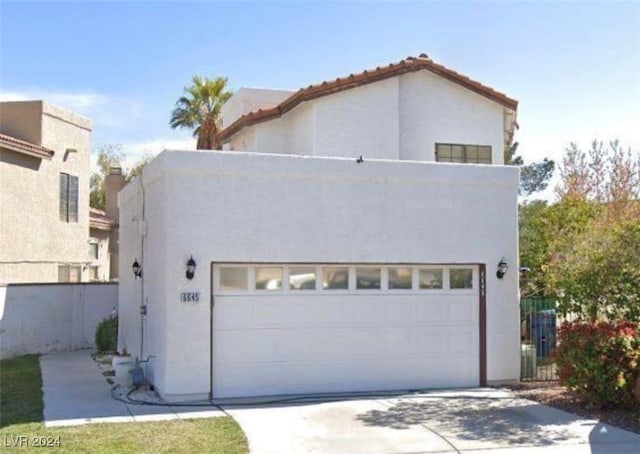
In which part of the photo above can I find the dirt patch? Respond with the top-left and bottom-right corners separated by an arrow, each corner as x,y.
508,381 -> 640,435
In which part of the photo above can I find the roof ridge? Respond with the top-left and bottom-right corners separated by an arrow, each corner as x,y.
219,55 -> 518,142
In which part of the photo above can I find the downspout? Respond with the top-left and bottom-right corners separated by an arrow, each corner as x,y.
139,171 -> 146,359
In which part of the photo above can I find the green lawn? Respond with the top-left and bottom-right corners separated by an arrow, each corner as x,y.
0,355 -> 249,453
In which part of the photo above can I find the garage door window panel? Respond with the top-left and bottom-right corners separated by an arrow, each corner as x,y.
255,267 -> 283,290
387,267 -> 413,290
219,267 -> 249,291
289,267 -> 317,290
419,268 -> 444,289
450,268 -> 474,289
322,266 -> 349,290
356,267 -> 381,290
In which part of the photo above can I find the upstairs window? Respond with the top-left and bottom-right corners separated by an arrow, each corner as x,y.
436,144 -> 492,164
60,173 -> 79,222
58,265 -> 81,283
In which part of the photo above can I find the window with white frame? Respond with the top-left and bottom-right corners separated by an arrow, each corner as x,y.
214,264 -> 475,293
255,266 -> 282,290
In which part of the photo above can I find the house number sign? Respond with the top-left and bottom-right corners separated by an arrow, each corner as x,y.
180,292 -> 200,303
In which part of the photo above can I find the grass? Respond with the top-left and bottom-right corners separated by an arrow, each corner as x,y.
0,355 -> 249,453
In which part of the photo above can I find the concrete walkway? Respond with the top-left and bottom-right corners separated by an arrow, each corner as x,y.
40,351 -> 640,454
40,351 -> 223,427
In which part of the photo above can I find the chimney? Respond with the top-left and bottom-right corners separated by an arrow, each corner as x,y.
104,166 -> 125,223
104,167 -> 126,280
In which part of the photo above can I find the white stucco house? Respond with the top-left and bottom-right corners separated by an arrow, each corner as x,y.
118,54 -> 520,401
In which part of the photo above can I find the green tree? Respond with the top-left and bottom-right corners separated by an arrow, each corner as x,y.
169,75 -> 233,150
519,140 -> 640,321
90,144 -> 124,210
505,142 -> 555,196
90,145 -> 153,209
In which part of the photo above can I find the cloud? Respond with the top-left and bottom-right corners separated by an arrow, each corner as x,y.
0,89 -> 142,129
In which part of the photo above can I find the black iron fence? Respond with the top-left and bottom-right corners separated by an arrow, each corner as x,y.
520,297 -> 558,381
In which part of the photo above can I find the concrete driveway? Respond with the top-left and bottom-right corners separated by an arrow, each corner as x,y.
222,389 -> 640,454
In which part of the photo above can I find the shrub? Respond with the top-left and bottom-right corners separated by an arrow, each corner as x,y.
554,320 -> 640,409
95,316 -> 118,353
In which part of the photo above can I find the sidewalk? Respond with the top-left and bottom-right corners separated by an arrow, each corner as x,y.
40,350 -> 223,427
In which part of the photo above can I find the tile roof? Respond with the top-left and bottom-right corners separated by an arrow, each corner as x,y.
219,54 -> 518,142
90,208 -> 114,231
0,133 -> 54,159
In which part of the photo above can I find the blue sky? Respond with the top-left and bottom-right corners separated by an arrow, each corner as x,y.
1,1 -> 638,197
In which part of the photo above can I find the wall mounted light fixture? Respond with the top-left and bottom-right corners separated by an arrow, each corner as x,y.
186,255 -> 196,280
496,259 -> 508,279
132,259 -> 142,279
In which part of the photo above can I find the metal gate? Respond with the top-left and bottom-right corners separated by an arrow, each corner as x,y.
520,297 -> 557,381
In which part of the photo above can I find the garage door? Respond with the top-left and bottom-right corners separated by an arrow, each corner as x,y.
211,263 -> 480,398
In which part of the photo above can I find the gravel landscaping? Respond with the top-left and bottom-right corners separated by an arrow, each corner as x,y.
509,381 -> 640,435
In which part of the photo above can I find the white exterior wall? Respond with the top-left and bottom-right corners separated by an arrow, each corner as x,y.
119,150 -> 519,401
0,283 -> 117,359
221,88 -> 294,128
224,71 -> 506,164
398,71 -> 504,164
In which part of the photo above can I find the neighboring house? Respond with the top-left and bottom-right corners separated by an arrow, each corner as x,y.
118,54 -> 520,401
0,101 -> 94,284
103,167 -> 126,281
89,208 -> 113,282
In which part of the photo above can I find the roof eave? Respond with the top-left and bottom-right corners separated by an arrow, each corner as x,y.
0,142 -> 54,160
219,57 -> 518,143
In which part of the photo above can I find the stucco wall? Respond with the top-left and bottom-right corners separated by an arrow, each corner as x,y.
223,71 -> 506,163
119,150 -> 520,400
221,88 -> 294,128
0,101 -> 92,283
0,283 -> 117,359
89,228 -> 111,281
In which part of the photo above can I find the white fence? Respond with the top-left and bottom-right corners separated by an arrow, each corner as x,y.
0,283 -> 118,360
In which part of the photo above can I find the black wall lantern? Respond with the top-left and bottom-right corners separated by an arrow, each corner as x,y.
186,255 -> 196,280
132,259 -> 142,279
496,259 -> 508,279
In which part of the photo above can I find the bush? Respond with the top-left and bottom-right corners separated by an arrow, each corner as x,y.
554,320 -> 640,409
95,316 -> 118,353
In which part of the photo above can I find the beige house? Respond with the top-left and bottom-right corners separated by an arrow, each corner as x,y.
89,208 -> 113,281
0,100 -> 106,283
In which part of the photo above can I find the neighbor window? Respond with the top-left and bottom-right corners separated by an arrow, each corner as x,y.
356,267 -> 381,290
387,267 -> 412,289
289,267 -> 317,290
322,267 -> 349,290
58,265 -> 81,283
436,144 -> 492,164
450,268 -> 473,289
89,243 -> 99,260
88,266 -> 99,281
219,267 -> 248,291
60,173 -> 79,222
255,267 -> 282,290
419,268 -> 443,289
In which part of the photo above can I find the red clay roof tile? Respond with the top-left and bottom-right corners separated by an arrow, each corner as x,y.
219,55 -> 518,142
0,133 -> 54,159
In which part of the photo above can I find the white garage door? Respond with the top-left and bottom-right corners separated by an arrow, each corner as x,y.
211,264 -> 480,398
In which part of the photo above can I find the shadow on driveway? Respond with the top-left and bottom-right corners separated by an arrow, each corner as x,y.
356,395 -> 580,447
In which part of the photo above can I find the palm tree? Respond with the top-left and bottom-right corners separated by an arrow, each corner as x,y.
170,75 -> 232,150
